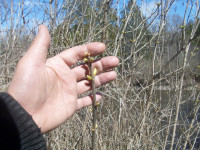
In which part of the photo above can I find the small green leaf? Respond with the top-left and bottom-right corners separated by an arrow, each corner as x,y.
85,52 -> 90,57
90,57 -> 94,62
93,68 -> 97,76
83,58 -> 88,63
87,75 -> 92,80
95,102 -> 100,106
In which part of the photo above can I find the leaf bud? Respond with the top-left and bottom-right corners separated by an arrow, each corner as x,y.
83,58 -> 88,63
87,75 -> 92,80
93,68 -> 97,76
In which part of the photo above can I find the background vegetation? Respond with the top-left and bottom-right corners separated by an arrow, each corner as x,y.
0,0 -> 200,149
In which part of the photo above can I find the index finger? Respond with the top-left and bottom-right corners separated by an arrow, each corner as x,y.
57,42 -> 106,66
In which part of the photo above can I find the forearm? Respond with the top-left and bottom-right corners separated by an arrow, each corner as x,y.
0,92 -> 46,150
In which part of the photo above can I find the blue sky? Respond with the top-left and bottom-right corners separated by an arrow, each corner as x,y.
0,0 -> 198,41
0,0 -> 198,32
113,0 -> 198,27
137,0 -> 197,22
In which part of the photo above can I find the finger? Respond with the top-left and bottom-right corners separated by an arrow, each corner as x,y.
72,56 -> 119,81
77,71 -> 117,94
58,42 -> 106,66
23,25 -> 50,64
76,94 -> 102,110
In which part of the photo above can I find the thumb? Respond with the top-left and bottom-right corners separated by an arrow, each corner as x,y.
24,25 -> 51,64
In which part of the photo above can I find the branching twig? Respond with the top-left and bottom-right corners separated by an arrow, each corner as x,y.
83,52 -> 98,150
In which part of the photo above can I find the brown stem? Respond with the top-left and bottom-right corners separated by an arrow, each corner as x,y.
89,62 -> 97,150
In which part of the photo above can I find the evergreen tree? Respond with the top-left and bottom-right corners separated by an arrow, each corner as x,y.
120,1 -> 150,61
54,0 -> 118,47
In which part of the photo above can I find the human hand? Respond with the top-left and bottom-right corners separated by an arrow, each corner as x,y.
7,25 -> 119,133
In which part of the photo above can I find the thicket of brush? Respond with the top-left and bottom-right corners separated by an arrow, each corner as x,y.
1,0 -> 200,149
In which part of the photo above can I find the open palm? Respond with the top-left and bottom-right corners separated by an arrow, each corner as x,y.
8,25 -> 119,133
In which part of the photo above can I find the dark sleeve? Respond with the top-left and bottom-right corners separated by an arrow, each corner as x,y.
0,92 -> 46,150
